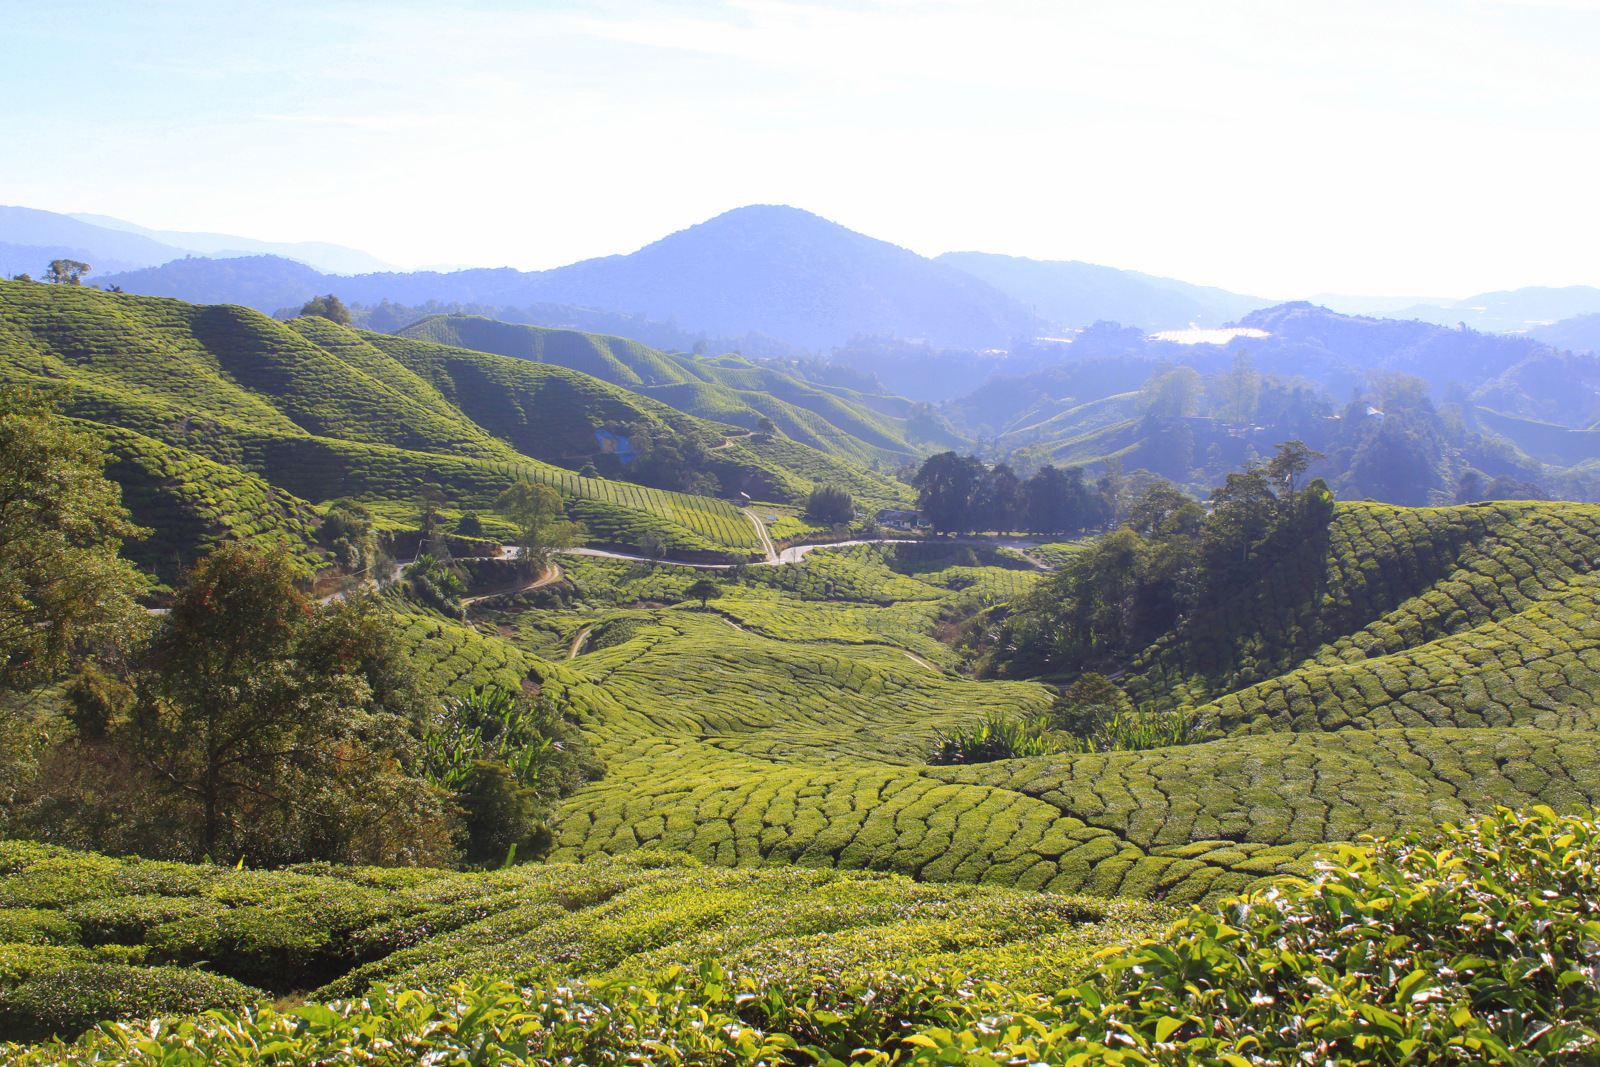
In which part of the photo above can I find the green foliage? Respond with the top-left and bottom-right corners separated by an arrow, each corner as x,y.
1059,701 -> 1194,752
988,461 -> 1340,680
42,261 -> 89,286
422,687 -> 604,854
0,838 -> 1163,1045
888,805 -> 1600,1066
401,554 -> 464,617
0,391 -> 149,690
394,313 -> 963,470
298,294 -> 351,327
929,711 -> 1064,764
21,546 -> 453,868
804,482 -> 855,524
0,959 -> 253,1044
0,282 -> 852,559
8,806 -> 1599,1063
684,576 -> 722,608
494,480 -> 585,572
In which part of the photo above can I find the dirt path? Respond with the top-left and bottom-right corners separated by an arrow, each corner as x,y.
568,624 -> 595,659
461,561 -> 563,611
743,507 -> 778,562
901,651 -> 940,672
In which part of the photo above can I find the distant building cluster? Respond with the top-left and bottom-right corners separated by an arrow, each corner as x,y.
875,508 -> 925,530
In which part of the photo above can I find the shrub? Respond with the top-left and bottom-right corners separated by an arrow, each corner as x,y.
1056,696 -> 1195,753
928,711 -> 1064,764
0,963 -> 254,1043
899,804 -> 1600,1065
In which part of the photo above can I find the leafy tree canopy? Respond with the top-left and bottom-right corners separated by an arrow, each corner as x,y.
43,260 -> 90,286
804,483 -> 855,525
102,544 -> 447,865
0,388 -> 149,692
494,481 -> 585,574
299,293 -> 352,326
684,577 -> 722,608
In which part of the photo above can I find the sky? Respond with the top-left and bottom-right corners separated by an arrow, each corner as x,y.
4,0 -> 1600,298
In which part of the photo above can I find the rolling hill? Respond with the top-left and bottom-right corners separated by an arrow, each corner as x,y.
1388,284 -> 1600,334
1,282 -> 1599,1057
392,313 -> 968,465
0,281 -> 916,574
0,205 -> 390,278
1528,310 -> 1600,355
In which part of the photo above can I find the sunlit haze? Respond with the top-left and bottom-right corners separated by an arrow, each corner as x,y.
5,0 -> 1600,297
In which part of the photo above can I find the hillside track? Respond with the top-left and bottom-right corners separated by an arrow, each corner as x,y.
743,507 -> 779,561
461,562 -> 564,611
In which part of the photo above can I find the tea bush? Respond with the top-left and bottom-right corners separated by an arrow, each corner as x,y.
8,806 -> 1598,1064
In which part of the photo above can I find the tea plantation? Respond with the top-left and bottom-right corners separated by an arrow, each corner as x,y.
5,282 -> 1600,1061
461,523 -> 1600,910
0,842 -> 1165,1044
395,313 -> 963,469
0,283 -> 911,562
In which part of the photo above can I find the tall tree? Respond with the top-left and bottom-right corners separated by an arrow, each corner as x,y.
494,481 -> 585,575
299,294 -> 352,326
684,577 -> 722,609
0,388 -> 148,692
912,452 -> 985,534
1204,464 -> 1279,567
122,545 -> 445,863
1024,465 -> 1078,535
1266,440 -> 1325,520
973,463 -> 1023,533
1139,365 -> 1201,417
1218,351 -> 1260,424
804,483 -> 855,524
43,260 -> 90,285
1125,481 -> 1203,540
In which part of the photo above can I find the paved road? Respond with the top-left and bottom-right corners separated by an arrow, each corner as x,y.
556,534 -> 1055,571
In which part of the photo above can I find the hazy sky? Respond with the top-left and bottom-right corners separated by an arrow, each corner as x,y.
4,0 -> 1599,297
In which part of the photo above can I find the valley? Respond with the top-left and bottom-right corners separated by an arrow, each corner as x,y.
9,4 -> 1600,1058
0,277 -> 1596,1063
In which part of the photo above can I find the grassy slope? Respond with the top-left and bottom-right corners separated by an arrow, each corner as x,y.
0,283 -> 833,557
431,533 -> 1592,909
2,503 -> 1599,1038
1472,404 -> 1600,468
1122,501 -> 1600,722
0,841 -> 1162,1040
359,329 -> 914,515
94,423 -> 323,585
394,314 -> 967,465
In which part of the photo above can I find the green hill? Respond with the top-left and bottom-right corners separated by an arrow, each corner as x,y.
4,282 -> 1600,1057
394,314 -> 967,465
1108,501 -> 1600,718
430,529 -> 1600,908
0,283 -> 914,562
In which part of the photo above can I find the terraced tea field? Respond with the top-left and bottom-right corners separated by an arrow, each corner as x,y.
0,283 -> 881,561
488,461 -> 760,553
448,505 -> 1600,907
0,839 -> 1165,1043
